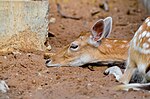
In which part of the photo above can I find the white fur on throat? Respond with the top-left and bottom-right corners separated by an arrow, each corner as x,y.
69,54 -> 93,66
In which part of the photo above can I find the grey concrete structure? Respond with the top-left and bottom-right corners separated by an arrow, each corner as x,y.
0,0 -> 49,53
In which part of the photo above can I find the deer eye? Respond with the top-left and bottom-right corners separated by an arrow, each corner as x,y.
70,43 -> 79,51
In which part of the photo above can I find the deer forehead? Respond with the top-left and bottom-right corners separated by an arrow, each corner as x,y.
133,17 -> 150,54
71,41 -> 79,45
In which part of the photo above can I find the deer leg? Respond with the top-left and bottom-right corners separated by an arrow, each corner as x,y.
128,63 -> 149,84
130,69 -> 146,83
119,58 -> 136,84
145,70 -> 150,82
104,66 -> 123,81
119,68 -> 136,84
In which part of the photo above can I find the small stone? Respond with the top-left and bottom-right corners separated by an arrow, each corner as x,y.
0,80 -> 9,93
27,53 -> 32,57
46,45 -> 52,51
114,7 -> 120,12
56,76 -> 61,80
37,72 -> 42,76
12,51 -> 21,55
32,80 -> 36,84
37,86 -> 42,90
3,56 -> 7,59
126,10 -> 131,15
49,17 -> 56,24
60,24 -> 65,29
87,83 -> 92,86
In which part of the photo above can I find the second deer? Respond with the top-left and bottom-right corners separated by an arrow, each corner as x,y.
105,17 -> 150,91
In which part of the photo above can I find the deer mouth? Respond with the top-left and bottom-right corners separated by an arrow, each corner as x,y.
45,59 -> 61,67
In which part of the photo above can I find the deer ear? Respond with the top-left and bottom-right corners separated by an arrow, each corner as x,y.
103,17 -> 112,38
91,17 -> 112,42
91,19 -> 104,41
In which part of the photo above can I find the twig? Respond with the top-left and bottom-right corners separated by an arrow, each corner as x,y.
91,10 -> 100,16
116,23 -> 128,26
48,31 -> 55,37
56,3 -> 82,20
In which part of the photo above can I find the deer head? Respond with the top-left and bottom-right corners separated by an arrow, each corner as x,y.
46,17 -> 129,67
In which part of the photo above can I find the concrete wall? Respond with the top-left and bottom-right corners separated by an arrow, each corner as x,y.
0,0 -> 49,53
141,0 -> 150,14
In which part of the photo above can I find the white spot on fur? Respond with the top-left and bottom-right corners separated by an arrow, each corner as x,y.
138,34 -> 142,40
120,45 -> 125,48
114,40 -> 118,42
133,26 -> 150,53
138,25 -> 143,32
140,39 -> 142,43
142,31 -> 147,38
143,43 -> 149,49
148,38 -> 150,43
133,38 -> 150,54
147,22 -> 150,27
146,32 -> 150,37
135,46 -> 150,54
122,40 -> 128,43
145,18 -> 150,23
105,44 -> 112,48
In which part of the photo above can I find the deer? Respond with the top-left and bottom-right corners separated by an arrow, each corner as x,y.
105,17 -> 150,91
45,17 -> 130,67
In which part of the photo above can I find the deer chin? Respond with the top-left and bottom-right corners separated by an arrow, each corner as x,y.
69,54 -> 93,66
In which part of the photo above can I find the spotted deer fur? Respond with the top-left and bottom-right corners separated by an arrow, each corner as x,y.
105,17 -> 150,91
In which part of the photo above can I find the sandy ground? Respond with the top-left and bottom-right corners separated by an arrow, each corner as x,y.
0,0 -> 150,99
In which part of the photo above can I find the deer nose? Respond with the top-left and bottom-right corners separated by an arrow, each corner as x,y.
45,59 -> 51,64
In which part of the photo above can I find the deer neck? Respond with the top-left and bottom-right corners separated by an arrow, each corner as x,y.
97,38 -> 130,61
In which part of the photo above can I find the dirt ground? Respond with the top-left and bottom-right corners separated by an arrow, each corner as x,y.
0,0 -> 150,99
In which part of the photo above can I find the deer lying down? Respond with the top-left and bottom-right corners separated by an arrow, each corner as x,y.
45,17 -> 130,67
105,17 -> 150,91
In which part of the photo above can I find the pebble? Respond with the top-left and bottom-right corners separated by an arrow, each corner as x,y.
46,45 -> 52,51
32,80 -> 36,84
0,80 -> 9,93
49,17 -> 56,24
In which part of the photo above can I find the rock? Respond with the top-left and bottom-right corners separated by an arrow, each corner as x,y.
49,17 -> 56,24
0,0 -> 49,54
0,80 -> 9,93
46,45 -> 52,51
